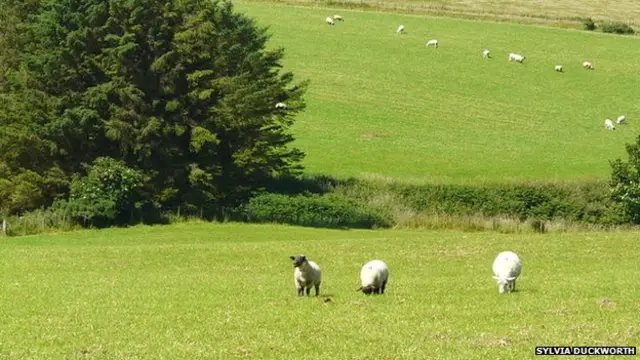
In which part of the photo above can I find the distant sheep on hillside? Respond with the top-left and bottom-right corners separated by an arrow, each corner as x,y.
604,119 -> 615,130
333,15 -> 343,21
508,53 -> 525,63
482,49 -> 491,58
326,16 -> 334,25
555,65 -> 563,72
583,61 -> 594,69
617,115 -> 626,124
426,39 -> 438,48
397,25 -> 405,34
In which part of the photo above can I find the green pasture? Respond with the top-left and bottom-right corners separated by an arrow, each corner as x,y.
1,222 -> 638,359
236,2 -> 640,184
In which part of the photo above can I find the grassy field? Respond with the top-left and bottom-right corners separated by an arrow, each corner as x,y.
236,2 -> 640,184
242,0 -> 640,28
1,222 -> 639,359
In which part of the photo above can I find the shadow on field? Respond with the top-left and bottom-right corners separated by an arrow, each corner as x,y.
263,174 -> 350,196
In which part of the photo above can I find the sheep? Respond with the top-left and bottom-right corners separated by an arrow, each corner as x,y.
290,255 -> 322,296
326,16 -> 334,25
555,65 -> 563,72
482,49 -> 491,58
492,251 -> 522,294
357,259 -> 389,295
275,102 -> 287,109
583,61 -> 594,70
605,119 -> 615,130
396,25 -> 405,34
425,39 -> 438,48
616,115 -> 626,124
333,15 -> 343,21
508,53 -> 525,63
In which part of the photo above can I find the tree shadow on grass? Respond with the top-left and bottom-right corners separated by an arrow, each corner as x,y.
263,174 -> 355,196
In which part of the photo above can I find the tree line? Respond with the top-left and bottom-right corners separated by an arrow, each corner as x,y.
2,0 -> 640,231
1,0 -> 308,226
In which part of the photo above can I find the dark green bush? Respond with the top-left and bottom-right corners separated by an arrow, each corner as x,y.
610,135 -> 640,224
601,22 -> 634,34
583,18 -> 596,31
242,193 -> 391,229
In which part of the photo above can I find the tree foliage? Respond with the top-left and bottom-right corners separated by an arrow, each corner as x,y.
610,135 -> 640,223
0,0 -> 308,221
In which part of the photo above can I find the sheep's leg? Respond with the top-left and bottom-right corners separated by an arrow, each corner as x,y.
314,284 -> 320,296
381,280 -> 387,294
297,287 -> 304,296
512,280 -> 517,292
305,287 -> 311,296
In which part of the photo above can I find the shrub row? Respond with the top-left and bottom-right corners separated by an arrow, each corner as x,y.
2,176 -> 629,236
248,177 -> 627,228
583,18 -> 635,35
384,181 -> 624,224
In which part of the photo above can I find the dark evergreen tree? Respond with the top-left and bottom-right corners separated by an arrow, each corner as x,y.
0,0 -> 308,220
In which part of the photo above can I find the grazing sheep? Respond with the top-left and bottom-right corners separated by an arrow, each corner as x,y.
617,115 -> 626,124
482,49 -> 491,58
426,39 -> 438,48
492,251 -> 522,294
555,65 -> 563,72
290,255 -> 322,296
604,119 -> 615,130
508,53 -> 525,63
326,16 -> 334,25
275,102 -> 287,109
357,259 -> 389,295
396,25 -> 405,34
583,61 -> 594,69
333,15 -> 343,21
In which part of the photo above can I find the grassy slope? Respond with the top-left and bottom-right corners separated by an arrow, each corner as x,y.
237,2 -> 640,184
1,222 -> 639,359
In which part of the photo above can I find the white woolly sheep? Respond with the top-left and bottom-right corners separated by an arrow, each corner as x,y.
333,15 -> 343,21
617,115 -> 626,124
396,25 -> 405,34
555,65 -> 563,72
275,102 -> 287,109
583,61 -> 594,70
357,259 -> 389,295
326,16 -> 334,25
492,251 -> 522,294
290,255 -> 322,296
426,39 -> 438,48
508,53 -> 525,63
482,49 -> 491,58
604,119 -> 615,130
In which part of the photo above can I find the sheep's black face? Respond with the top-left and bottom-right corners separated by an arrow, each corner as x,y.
290,255 -> 307,267
361,286 -> 376,295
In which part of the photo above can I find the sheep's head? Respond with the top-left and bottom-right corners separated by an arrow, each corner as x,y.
356,285 -> 377,295
493,275 -> 516,293
290,255 -> 307,268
